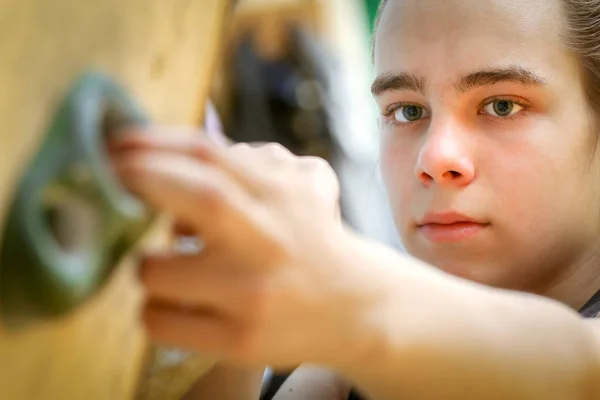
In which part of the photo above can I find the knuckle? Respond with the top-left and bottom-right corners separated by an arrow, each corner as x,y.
261,143 -> 293,160
300,157 -> 338,185
305,169 -> 340,202
231,142 -> 252,151
300,156 -> 332,172
228,143 -> 253,157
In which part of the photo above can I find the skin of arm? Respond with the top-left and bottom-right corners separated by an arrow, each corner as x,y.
186,238 -> 600,400
172,236 -> 600,400
181,237 -> 600,400
332,234 -> 600,400
181,363 -> 264,400
113,133 -> 600,400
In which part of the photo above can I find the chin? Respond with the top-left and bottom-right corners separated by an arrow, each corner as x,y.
410,250 -> 498,285
434,262 -> 477,279
440,264 -> 493,284
435,260 -> 524,289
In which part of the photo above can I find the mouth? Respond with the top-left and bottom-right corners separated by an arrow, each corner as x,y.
417,212 -> 489,243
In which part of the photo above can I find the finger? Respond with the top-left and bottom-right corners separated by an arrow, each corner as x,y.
109,128 -> 218,160
226,142 -> 299,190
140,251 -> 248,311
111,131 -> 268,196
302,159 -> 339,204
115,151 -> 259,242
143,301 -> 236,356
229,142 -> 295,166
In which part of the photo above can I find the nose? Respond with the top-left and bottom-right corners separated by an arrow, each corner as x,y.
415,120 -> 475,188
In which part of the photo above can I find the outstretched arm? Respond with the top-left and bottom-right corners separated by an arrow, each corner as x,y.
112,132 -> 600,400
335,235 -> 600,400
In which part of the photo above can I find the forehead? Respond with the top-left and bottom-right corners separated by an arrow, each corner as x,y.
374,0 -> 568,77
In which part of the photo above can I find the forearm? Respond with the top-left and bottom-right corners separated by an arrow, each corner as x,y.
182,363 -> 264,400
335,235 -> 600,400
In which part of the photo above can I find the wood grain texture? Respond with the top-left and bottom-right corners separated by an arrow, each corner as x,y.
0,0 -> 228,398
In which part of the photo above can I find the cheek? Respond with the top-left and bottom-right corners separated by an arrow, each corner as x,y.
484,134 -> 597,241
484,144 -> 558,226
488,154 -> 599,277
379,136 -> 417,218
490,168 -> 550,239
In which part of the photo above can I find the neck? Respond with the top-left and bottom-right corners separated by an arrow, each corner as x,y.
539,245 -> 600,310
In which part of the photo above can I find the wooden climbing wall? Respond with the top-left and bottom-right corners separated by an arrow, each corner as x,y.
0,0 -> 230,398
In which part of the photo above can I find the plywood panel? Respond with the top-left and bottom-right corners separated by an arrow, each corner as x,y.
0,0 -> 229,398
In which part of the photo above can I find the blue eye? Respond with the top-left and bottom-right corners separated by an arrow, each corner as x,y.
393,105 -> 429,123
481,99 -> 524,117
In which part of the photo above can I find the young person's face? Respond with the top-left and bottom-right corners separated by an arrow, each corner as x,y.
375,0 -> 600,293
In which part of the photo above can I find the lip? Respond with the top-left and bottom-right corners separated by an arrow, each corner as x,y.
417,211 -> 489,243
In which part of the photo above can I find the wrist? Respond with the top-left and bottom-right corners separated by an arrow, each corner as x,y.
325,233 -> 456,393
322,232 -> 406,377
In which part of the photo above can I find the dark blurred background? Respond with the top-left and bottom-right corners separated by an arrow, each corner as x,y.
213,0 -> 401,250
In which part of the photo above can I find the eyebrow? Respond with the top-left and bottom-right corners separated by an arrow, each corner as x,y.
455,66 -> 547,94
370,72 -> 427,96
371,66 -> 547,97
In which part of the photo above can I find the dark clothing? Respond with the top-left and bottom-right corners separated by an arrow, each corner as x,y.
579,289 -> 600,318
